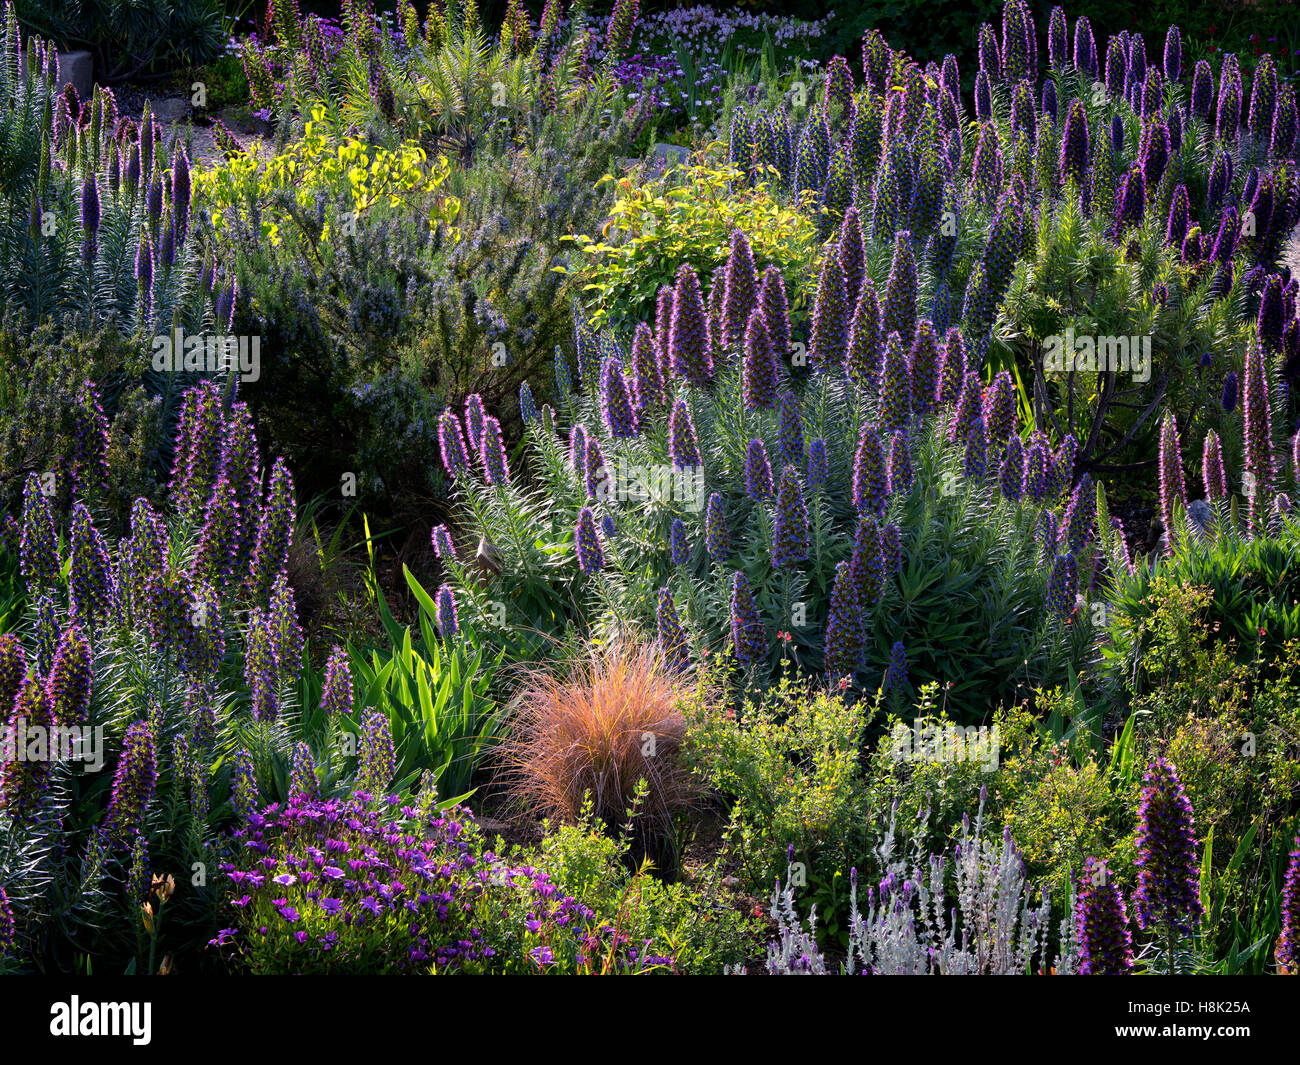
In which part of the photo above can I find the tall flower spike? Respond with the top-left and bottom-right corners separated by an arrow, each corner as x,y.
887,431 -> 913,496
982,372 -> 1016,449
824,560 -> 866,678
1242,334 -> 1274,531
69,503 -> 113,624
883,641 -> 908,695
705,492 -> 730,561
431,524 -> 456,561
951,371 -> 982,445
759,266 -> 790,366
1059,99 -> 1090,190
435,582 -> 458,638
320,646 -> 353,718
656,587 -> 689,673
518,381 -> 537,425
808,438 -> 828,489
809,251 -> 848,372
247,457 -> 296,603
358,710 -> 396,796
0,635 -> 24,721
1166,184 -> 1190,247
881,230 -> 918,345
838,207 -> 865,306
1258,275 -> 1285,356
1051,434 -> 1077,498
847,278 -> 882,392
669,518 -> 689,565
729,571 -> 766,666
670,263 -> 713,386
1221,371 -> 1238,413
583,437 -> 607,501
438,409 -> 469,479
1272,84 -> 1298,160
1133,758 -> 1203,935
600,356 -> 638,439
1074,17 -> 1098,79
1191,59 -> 1214,120
908,320 -> 940,416
1063,473 -> 1096,551
574,506 -> 605,574
852,423 -> 887,516
654,286 -> 676,384
1076,857 -> 1135,974
480,415 -> 510,485
290,742 -> 316,801
744,438 -> 774,500
80,173 -> 99,268
668,397 -> 701,470
104,721 -> 158,840
878,332 -> 912,435
881,522 -> 903,574
630,322 -> 663,415
1278,831 -> 1300,974
195,474 -> 241,590
45,625 -> 92,725
1216,55 -> 1241,142
1248,53 -> 1278,140
463,394 -> 486,456
1202,430 -> 1227,501
742,309 -> 779,411
722,230 -> 758,350
17,475 -> 58,597
0,676 -> 56,816
1047,551 -> 1078,619
771,466 -> 809,569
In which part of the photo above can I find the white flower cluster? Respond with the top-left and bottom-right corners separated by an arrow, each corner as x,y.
765,795 -> 1080,975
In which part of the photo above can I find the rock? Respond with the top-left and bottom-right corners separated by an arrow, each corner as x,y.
146,97 -> 190,125
23,47 -> 93,103
651,142 -> 691,170
56,49 -> 93,104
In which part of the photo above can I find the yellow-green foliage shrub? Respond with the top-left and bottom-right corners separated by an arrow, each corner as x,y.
196,107 -> 461,247
568,157 -> 816,333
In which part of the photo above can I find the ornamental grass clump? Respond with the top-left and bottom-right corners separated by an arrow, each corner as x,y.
499,642 -> 695,873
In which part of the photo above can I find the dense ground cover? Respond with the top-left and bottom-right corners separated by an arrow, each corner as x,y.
0,0 -> 1298,979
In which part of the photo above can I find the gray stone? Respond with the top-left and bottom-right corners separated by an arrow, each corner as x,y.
22,47 -> 93,103
651,142 -> 691,170
55,49 -> 93,105
146,97 -> 190,125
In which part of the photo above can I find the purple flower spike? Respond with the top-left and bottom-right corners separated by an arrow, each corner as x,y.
729,571 -> 766,666
1134,758 -> 1203,936
1076,857 -> 1135,974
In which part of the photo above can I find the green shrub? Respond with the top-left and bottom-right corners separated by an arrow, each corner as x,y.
13,0 -> 224,83
521,797 -> 764,974
681,668 -> 875,942
568,158 -> 818,335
